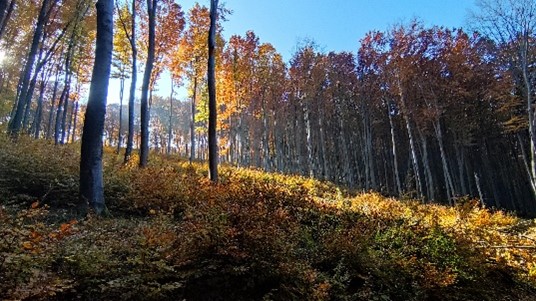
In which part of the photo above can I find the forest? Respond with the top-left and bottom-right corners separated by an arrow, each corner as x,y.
1,0 -> 536,300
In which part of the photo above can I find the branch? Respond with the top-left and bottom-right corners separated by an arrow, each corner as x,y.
116,0 -> 134,45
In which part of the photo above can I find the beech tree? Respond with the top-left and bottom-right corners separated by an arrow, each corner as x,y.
8,0 -> 54,136
79,0 -> 113,215
116,0 -> 138,163
171,4 -> 210,163
207,0 -> 218,181
139,0 -> 156,167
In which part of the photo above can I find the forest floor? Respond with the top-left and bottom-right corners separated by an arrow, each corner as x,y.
1,134 -> 536,300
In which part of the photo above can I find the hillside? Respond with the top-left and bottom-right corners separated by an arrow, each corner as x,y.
1,135 -> 536,300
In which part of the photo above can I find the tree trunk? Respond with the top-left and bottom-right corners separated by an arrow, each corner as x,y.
32,73 -> 48,139
419,130 -> 434,201
301,96 -> 314,178
139,0 -> 156,168
9,0 -> 51,136
22,43 -> 46,131
79,0 -> 113,216
117,76 -> 125,153
433,120 -> 455,204
0,0 -> 15,42
71,100 -> 79,142
54,71 -> 71,145
46,68 -> 60,139
190,75 -> 197,163
398,81 -> 423,199
207,0 -> 219,182
520,36 -> 536,199
60,79 -> 71,144
167,79 -> 174,155
124,0 -> 137,164
517,133 -> 536,196
387,99 -> 402,195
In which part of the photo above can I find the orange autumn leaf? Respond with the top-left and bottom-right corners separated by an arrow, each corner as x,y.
22,241 -> 33,250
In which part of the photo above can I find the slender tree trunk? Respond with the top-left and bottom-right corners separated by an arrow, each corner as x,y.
208,0 -> 219,182
124,0 -> 137,164
0,0 -> 14,42
301,95 -> 314,178
66,84 -> 80,143
71,100 -> 79,142
520,37 -> 536,199
261,94 -> 271,171
455,141 -> 467,195
139,0 -> 156,167
117,76 -> 125,153
167,79 -> 174,155
79,0 -> 113,216
419,130 -> 434,201
518,133 -> 536,196
398,81 -> 423,199
0,0 -> 8,37
387,99 -> 402,195
362,106 -> 376,190
190,75 -> 197,163
22,44 -> 46,131
317,104 -> 328,179
55,72 -> 71,145
9,0 -> 51,136
32,74 -> 48,139
434,121 -> 455,204
46,68 -> 60,139
61,80 -> 71,144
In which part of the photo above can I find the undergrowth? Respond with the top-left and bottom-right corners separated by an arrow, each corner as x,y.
1,134 -> 536,300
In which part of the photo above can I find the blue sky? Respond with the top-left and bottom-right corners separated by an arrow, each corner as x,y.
211,0 -> 477,61
107,0 -> 477,103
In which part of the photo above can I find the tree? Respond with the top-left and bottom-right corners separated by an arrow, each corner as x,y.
139,0 -> 156,167
0,0 -> 15,42
117,0 -> 138,164
8,0 -> 54,136
171,4 -> 210,163
470,0 -> 536,197
139,0 -> 184,106
112,1 -> 132,153
208,0 -> 218,182
79,0 -> 113,216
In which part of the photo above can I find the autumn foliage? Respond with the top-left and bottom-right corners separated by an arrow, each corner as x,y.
0,134 -> 535,300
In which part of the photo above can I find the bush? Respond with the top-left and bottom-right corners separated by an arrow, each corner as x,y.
1,135 -> 536,300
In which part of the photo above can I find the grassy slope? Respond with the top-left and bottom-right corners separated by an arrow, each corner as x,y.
1,134 -> 536,300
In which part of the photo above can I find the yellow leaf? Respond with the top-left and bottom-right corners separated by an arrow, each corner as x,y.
22,241 -> 33,250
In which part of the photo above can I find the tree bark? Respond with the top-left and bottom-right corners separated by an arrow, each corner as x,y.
9,0 -> 51,136
398,80 -> 423,199
190,75 -> 197,163
117,76 -> 125,153
167,78 -> 173,155
79,0 -> 113,216
207,0 -> 219,182
46,68 -> 60,139
387,99 -> 402,195
71,100 -> 79,142
124,0 -> 137,164
139,0 -> 157,168
0,0 -> 15,42
31,71 -> 49,139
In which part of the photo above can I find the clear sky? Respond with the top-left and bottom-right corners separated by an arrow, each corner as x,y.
107,0 -> 477,103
